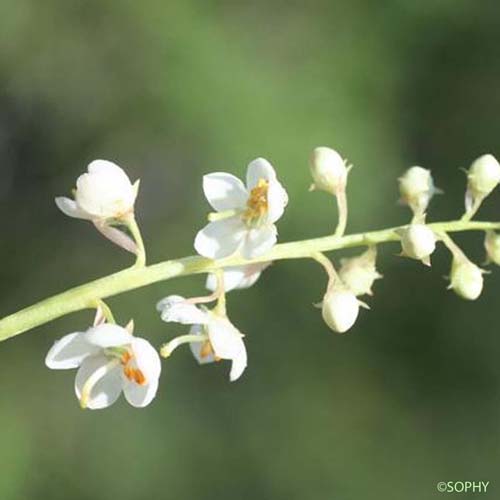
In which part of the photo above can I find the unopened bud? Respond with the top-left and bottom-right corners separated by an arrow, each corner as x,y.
484,230 -> 500,265
467,154 -> 500,200
310,147 -> 348,195
321,287 -> 360,333
339,246 -> 382,296
449,258 -> 484,300
398,166 -> 438,216
399,224 -> 436,266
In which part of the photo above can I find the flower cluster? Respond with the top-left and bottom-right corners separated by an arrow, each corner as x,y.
43,149 -> 500,409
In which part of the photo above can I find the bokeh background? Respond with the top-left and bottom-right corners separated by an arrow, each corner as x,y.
1,1 -> 500,499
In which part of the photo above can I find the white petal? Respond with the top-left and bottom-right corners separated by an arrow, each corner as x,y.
122,338 -> 161,408
45,332 -> 96,369
84,324 -> 133,348
87,160 -> 130,181
207,314 -> 246,360
229,345 -> 247,382
267,179 -> 288,223
156,295 -> 208,325
74,355 -> 123,410
123,377 -> 159,408
131,337 -> 161,382
203,173 -> 248,212
75,160 -> 136,219
205,263 -> 268,292
189,324 -> 215,365
156,294 -> 185,312
236,267 -> 265,289
246,158 -> 277,189
240,225 -> 277,259
55,197 -> 91,220
194,217 -> 246,259
206,267 -> 246,292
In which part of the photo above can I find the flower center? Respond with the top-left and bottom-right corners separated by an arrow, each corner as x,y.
200,340 -> 221,362
243,178 -> 269,225
121,351 -> 146,385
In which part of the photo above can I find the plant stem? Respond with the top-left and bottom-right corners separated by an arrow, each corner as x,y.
334,189 -> 348,237
311,252 -> 339,285
1,219 -> 499,342
125,215 -> 146,267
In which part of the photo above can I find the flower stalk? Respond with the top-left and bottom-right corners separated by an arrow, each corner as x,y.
1,219 -> 499,342
124,214 -> 147,267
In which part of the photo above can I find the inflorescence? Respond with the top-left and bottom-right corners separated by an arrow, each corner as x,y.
3,149 -> 500,409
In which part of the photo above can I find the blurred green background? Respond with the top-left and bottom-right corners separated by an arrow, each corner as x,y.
1,1 -> 500,499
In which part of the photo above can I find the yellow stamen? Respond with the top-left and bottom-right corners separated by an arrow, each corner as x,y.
200,340 -> 213,359
243,178 -> 269,225
121,350 -> 146,385
124,365 -> 146,385
199,340 -> 221,362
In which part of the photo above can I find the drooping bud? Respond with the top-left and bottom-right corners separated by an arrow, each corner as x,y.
399,224 -> 436,266
310,147 -> 349,195
321,287 -> 360,333
465,154 -> 500,212
398,166 -> 439,216
339,246 -> 382,296
448,257 -> 484,300
485,230 -> 500,265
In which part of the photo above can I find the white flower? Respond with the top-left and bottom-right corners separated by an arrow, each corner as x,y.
466,154 -> 500,207
338,246 -> 381,296
157,296 -> 247,381
55,160 -> 139,221
448,258 -> 484,301
399,224 -> 436,266
465,154 -> 500,215
45,323 -> 161,410
485,230 -> 500,265
321,287 -> 360,334
194,158 -> 288,259
205,262 -> 271,292
399,166 -> 439,216
309,147 -> 349,195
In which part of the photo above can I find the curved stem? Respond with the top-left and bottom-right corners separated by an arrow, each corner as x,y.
91,299 -> 115,324
125,215 -> 146,267
334,189 -> 348,237
160,333 -> 207,358
1,219 -> 500,342
213,270 -> 227,317
437,231 -> 468,260
311,252 -> 339,288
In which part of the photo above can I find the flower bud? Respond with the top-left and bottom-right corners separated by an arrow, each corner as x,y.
339,246 -> 381,296
485,230 -> 500,265
398,166 -> 438,216
321,287 -> 360,333
56,160 -> 139,221
467,154 -> 500,200
399,224 -> 436,266
449,258 -> 484,300
310,147 -> 348,195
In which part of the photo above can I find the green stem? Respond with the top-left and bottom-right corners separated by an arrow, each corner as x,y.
311,252 -> 339,286
1,219 -> 499,342
160,333 -> 207,358
91,299 -> 116,324
125,215 -> 146,267
334,189 -> 348,237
